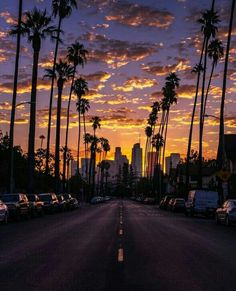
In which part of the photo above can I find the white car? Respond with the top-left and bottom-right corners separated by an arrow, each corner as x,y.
0,199 -> 8,224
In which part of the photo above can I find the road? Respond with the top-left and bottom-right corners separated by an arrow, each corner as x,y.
0,199 -> 236,291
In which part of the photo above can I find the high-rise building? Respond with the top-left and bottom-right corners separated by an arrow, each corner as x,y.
131,143 -> 143,177
114,147 -> 129,173
146,151 -> 156,177
81,158 -> 90,179
165,153 -> 180,174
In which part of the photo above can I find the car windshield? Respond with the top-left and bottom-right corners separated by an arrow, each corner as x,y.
1,194 -> 19,202
39,195 -> 51,201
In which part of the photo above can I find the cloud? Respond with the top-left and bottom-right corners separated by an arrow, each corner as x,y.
82,32 -> 158,68
177,84 -> 196,99
105,1 -> 174,29
112,77 -> 157,92
0,11 -> 17,25
141,58 -> 191,76
82,71 -> 112,82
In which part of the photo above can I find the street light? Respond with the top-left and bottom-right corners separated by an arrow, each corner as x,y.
204,114 -> 220,120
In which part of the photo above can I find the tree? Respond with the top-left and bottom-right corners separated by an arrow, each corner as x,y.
80,98 -> 90,179
46,0 -> 77,175
73,78 -> 89,174
8,0 -> 23,192
217,0 -> 235,201
198,6 -> 220,188
44,60 -> 74,193
63,41 -> 88,185
144,125 -> 152,177
39,134 -> 46,149
11,8 -> 57,193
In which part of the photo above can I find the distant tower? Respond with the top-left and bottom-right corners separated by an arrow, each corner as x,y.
115,147 -> 122,162
131,143 -> 143,177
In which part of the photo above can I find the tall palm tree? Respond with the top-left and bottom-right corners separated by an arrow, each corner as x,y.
80,98 -> 90,179
8,0 -> 23,192
11,8 -> 57,193
144,125 -> 152,177
44,60 -> 74,193
217,0 -> 235,202
203,39 -> 224,120
73,78 -> 89,175
63,42 -> 88,184
185,64 -> 204,191
198,6 -> 220,188
46,0 -> 77,175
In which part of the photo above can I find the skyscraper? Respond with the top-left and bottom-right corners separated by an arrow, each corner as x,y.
131,143 -> 143,177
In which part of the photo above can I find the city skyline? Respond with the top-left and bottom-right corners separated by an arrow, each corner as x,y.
0,0 -> 236,162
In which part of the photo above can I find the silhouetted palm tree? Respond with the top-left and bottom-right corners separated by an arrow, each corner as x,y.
8,0 -> 23,192
185,64 -> 204,190
73,78 -> 89,174
39,134 -> 46,148
144,125 -> 152,177
217,0 -> 235,202
44,60 -> 74,193
63,42 -> 88,182
80,98 -> 90,178
198,6 -> 220,188
46,0 -> 77,175
11,8 -> 57,193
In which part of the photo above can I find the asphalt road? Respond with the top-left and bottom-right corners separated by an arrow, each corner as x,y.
0,199 -> 236,291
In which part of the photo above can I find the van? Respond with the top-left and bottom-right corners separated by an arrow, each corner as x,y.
185,190 -> 219,217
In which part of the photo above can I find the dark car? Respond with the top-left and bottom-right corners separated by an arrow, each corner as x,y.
161,195 -> 175,210
38,193 -> 59,214
0,200 -> 8,224
63,194 -> 80,210
172,198 -> 185,212
167,198 -> 175,210
143,197 -> 156,205
0,193 -> 30,220
27,194 -> 44,217
215,199 -> 236,226
57,195 -> 67,212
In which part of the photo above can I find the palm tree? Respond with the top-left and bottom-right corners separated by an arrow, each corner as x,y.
11,8 -> 57,193
39,134 -> 46,148
44,60 -> 74,193
203,39 -> 224,120
8,0 -> 23,193
217,0 -> 235,202
73,78 -> 89,175
198,6 -> 220,188
144,125 -> 152,177
185,64 -> 204,191
46,0 -> 77,175
63,42 -> 88,185
80,98 -> 90,179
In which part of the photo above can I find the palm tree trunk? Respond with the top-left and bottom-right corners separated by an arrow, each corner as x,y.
55,84 -> 63,194
217,0 -> 235,201
28,49 -> 39,193
83,113 -> 88,179
46,17 -> 62,175
202,63 -> 215,123
185,39 -> 206,192
63,70 -> 76,190
77,98 -> 81,174
198,38 -> 209,188
8,0 -> 22,192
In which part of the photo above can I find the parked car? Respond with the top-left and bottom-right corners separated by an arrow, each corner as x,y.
0,199 -> 8,224
167,198 -> 175,210
38,193 -> 59,213
185,190 -> 219,217
27,194 -> 44,217
172,198 -> 185,212
161,195 -> 175,210
57,195 -> 67,212
136,196 -> 144,203
63,193 -> 79,210
90,196 -> 103,204
0,193 -> 30,220
143,197 -> 156,205
215,199 -> 236,226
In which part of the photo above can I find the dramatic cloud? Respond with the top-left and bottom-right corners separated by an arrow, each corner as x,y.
105,2 -> 174,29
112,77 -> 157,92
82,71 -> 112,82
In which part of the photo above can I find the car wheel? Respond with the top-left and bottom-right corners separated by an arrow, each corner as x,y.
225,215 -> 230,226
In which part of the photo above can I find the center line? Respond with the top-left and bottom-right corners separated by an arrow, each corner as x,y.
119,229 -> 123,235
118,248 -> 124,263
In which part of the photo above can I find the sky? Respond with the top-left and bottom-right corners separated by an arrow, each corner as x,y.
0,0 -> 236,163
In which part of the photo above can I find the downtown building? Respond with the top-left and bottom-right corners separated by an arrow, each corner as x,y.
131,143 -> 143,177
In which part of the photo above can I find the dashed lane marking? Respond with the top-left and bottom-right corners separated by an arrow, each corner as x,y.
118,248 -> 124,263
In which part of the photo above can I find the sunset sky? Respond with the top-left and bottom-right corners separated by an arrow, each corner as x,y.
0,0 -> 236,162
